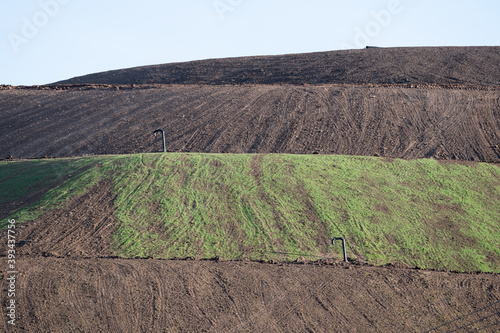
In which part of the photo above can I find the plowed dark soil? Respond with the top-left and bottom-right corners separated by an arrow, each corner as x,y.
0,258 -> 499,332
57,47 -> 500,86
1,84 -> 499,162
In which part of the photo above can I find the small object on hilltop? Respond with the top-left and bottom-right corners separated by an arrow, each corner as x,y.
332,237 -> 348,262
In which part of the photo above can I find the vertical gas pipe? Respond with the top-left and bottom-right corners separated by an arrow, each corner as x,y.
332,237 -> 348,262
153,129 -> 166,153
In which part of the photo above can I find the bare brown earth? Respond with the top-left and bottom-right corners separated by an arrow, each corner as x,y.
3,182 -> 117,258
0,258 -> 499,333
56,47 -> 500,86
1,84 -> 499,162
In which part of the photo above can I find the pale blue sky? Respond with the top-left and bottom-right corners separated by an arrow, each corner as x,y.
1,0 -> 499,85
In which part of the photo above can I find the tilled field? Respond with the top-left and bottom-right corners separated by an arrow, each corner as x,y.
1,84 -> 499,162
0,258 -> 499,332
56,47 -> 500,86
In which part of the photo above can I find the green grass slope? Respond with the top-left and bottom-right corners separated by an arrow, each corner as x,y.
0,157 -> 97,224
2,153 -> 499,272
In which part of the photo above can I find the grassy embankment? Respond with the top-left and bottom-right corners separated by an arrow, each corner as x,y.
1,153 -> 499,272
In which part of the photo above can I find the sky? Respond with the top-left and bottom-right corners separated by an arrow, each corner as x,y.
1,0 -> 499,85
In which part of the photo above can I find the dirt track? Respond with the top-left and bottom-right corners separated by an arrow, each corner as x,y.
0,258 -> 498,333
1,84 -> 499,162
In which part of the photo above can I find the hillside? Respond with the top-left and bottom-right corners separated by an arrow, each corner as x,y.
1,84 -> 499,162
56,47 -> 500,86
2,46 -> 500,332
2,153 -> 499,273
1,153 -> 499,332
